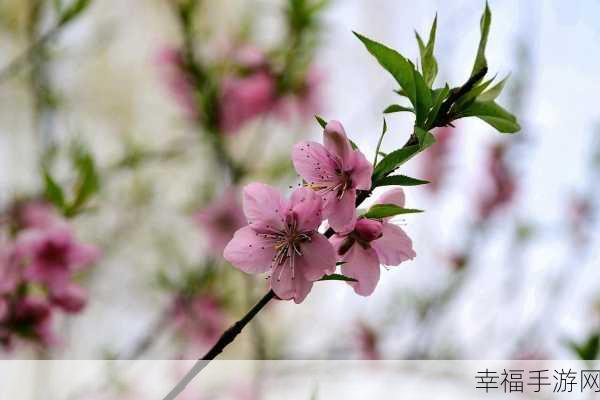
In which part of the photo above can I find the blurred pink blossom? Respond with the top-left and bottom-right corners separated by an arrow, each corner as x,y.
224,183 -> 336,303
292,120 -> 372,232
16,201 -> 61,229
275,67 -> 323,120
421,126 -> 455,193
356,321 -> 380,360
172,295 -> 226,348
194,188 -> 246,257
330,189 -> 415,296
14,225 -> 99,290
11,296 -> 56,346
219,70 -> 276,134
157,47 -> 198,118
50,284 -> 88,314
478,143 -> 516,220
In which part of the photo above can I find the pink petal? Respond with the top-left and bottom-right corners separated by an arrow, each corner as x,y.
371,223 -> 416,266
354,218 -> 383,242
349,150 -> 373,190
324,120 -> 353,166
292,141 -> 338,185
375,188 -> 406,208
223,226 -> 276,274
289,187 -> 324,232
0,298 -> 7,321
69,243 -> 100,270
243,183 -> 286,232
50,284 -> 87,313
325,189 -> 357,233
341,245 -> 381,296
296,233 -> 336,281
270,262 -> 313,303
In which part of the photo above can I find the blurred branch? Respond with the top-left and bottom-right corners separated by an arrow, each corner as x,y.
0,0 -> 94,84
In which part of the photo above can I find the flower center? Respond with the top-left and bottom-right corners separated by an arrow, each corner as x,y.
268,214 -> 312,281
39,241 -> 69,267
306,168 -> 352,200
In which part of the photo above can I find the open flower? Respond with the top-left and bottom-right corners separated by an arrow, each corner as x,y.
194,188 -> 246,257
224,183 -> 336,303
292,120 -> 372,232
330,188 -> 415,296
14,225 -> 99,290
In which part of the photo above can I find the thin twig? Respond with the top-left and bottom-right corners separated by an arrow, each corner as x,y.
0,25 -> 61,84
161,290 -> 276,400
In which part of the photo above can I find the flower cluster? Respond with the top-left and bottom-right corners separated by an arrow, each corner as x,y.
224,120 -> 416,302
158,44 -> 320,134
0,202 -> 99,349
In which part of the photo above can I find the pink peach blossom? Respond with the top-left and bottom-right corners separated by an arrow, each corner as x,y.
194,188 -> 246,256
172,295 -> 226,348
224,183 -> 336,303
157,47 -> 198,118
330,188 -> 415,296
50,284 -> 88,313
12,296 -> 56,346
421,126 -> 455,193
275,67 -> 323,120
0,242 -> 19,295
219,71 -> 276,134
17,201 -> 61,229
293,120 -> 372,232
478,142 -> 516,220
14,225 -> 99,290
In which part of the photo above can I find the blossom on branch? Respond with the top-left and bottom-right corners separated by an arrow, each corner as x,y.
293,120 -> 372,232
330,189 -> 415,296
224,183 -> 336,303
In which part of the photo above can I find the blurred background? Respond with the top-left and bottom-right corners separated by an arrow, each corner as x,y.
0,0 -> 599,377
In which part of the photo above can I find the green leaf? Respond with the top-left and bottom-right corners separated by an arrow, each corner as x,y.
375,175 -> 430,187
315,115 -> 327,129
470,2 -> 492,79
383,104 -> 413,114
415,127 -> 436,150
373,118 -> 387,165
426,84 -> 450,128
452,75 -> 495,112
478,74 -> 510,102
568,334 -> 600,360
319,274 -> 356,282
413,67 -> 433,127
59,0 -> 92,25
363,204 -> 423,219
372,145 -> 420,182
455,100 -> 520,133
43,170 -> 65,210
354,31 -> 417,107
416,14 -> 438,87
66,148 -> 99,216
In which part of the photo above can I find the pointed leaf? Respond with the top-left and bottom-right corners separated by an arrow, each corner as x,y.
43,170 -> 65,210
354,32 -> 417,107
455,100 -> 520,133
478,74 -> 510,102
319,274 -> 357,282
372,145 -> 420,182
383,104 -> 413,114
363,204 -> 423,219
375,175 -> 430,187
315,115 -> 327,129
470,2 -> 492,79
